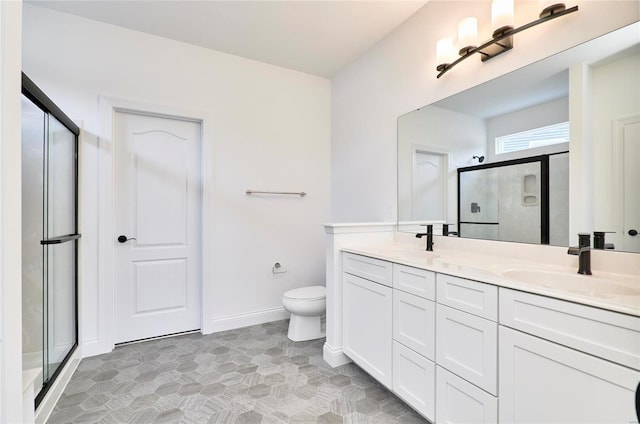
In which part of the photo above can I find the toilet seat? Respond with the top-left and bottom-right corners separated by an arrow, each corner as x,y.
283,285 -> 326,301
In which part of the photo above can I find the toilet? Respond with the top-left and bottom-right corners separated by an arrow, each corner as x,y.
282,285 -> 326,341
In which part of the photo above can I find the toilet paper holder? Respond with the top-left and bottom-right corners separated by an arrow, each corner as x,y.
273,262 -> 288,274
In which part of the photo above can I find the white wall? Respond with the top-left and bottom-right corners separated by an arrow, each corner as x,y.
331,0 -> 640,222
486,96 -> 569,163
1,0 -> 24,421
22,4 -> 331,355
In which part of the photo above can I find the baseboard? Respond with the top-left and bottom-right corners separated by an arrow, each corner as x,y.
82,307 -> 290,355
323,342 -> 352,368
80,338 -> 109,358
204,307 -> 290,334
35,347 -> 82,424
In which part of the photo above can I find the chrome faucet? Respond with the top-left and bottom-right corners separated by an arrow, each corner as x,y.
416,224 -> 434,251
567,233 -> 592,275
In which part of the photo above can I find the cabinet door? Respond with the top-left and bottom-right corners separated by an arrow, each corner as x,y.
436,366 -> 497,424
436,304 -> 498,395
499,326 -> 640,424
343,273 -> 393,388
393,290 -> 435,360
393,341 -> 435,422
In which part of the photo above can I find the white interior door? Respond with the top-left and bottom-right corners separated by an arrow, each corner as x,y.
412,150 -> 446,221
114,111 -> 201,344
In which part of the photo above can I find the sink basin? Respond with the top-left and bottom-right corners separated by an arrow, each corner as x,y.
500,268 -> 640,298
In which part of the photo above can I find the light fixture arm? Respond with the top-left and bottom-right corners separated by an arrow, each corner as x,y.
437,5 -> 578,79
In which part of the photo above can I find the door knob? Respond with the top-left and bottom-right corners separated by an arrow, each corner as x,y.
117,235 -> 136,243
629,229 -> 638,237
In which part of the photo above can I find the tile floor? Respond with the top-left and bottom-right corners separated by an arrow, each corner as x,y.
47,320 -> 427,423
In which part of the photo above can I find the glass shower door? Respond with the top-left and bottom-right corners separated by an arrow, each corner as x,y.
21,95 -> 46,391
44,115 -> 78,380
21,73 -> 80,409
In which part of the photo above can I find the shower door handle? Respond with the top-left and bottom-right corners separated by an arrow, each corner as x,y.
41,234 -> 81,245
117,235 -> 137,243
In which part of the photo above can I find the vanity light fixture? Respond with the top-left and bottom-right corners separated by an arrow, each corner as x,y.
436,1 -> 578,78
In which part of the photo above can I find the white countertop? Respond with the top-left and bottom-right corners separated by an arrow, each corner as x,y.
342,243 -> 640,317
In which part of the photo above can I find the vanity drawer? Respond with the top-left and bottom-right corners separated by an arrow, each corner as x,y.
436,366 -> 497,424
393,341 -> 435,422
393,264 -> 435,300
436,274 -> 498,321
436,304 -> 498,395
500,288 -> 640,370
393,290 -> 435,360
343,252 -> 392,287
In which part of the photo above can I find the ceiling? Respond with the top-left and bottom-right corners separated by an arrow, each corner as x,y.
27,0 -> 428,78
435,70 -> 569,119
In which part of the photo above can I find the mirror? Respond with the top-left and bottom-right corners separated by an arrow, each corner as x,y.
397,22 -> 640,253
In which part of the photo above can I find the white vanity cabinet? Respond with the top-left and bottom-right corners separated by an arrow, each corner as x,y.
342,253 -> 393,388
392,264 -> 436,421
499,288 -> 640,424
340,250 -> 640,424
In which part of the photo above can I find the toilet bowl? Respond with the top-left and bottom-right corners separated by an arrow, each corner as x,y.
282,285 -> 326,341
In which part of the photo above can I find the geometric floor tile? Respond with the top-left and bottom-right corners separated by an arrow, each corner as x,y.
47,320 -> 427,423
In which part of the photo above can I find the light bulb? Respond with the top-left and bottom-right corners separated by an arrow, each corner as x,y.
491,0 -> 514,37
436,38 -> 455,71
458,17 -> 478,55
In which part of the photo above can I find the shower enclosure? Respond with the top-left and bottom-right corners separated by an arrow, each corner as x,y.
457,153 -> 569,245
21,73 -> 80,408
